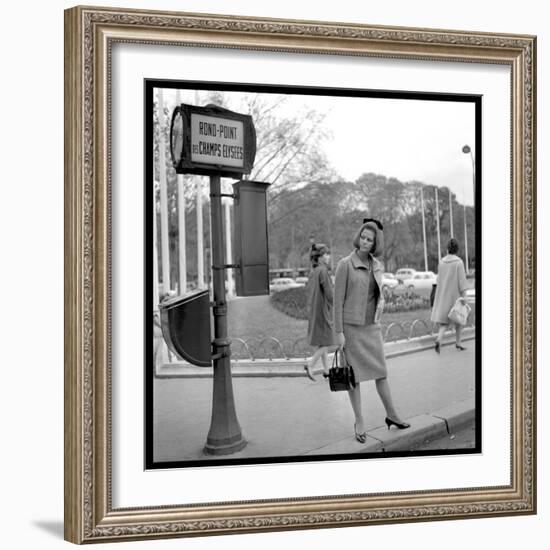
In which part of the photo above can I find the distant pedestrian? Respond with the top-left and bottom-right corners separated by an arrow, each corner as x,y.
431,238 -> 468,353
333,220 -> 410,444
304,243 -> 336,381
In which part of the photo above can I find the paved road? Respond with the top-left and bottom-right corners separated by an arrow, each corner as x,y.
153,341 -> 476,462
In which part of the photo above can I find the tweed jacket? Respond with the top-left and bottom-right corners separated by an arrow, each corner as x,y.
333,251 -> 385,333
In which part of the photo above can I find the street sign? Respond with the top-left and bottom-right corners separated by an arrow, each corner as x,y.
190,114 -> 244,167
170,103 -> 256,178
232,180 -> 271,296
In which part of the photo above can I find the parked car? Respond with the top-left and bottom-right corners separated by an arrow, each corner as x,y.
395,268 -> 417,284
295,276 -> 309,286
269,277 -> 301,292
464,288 -> 476,305
381,272 -> 399,290
403,271 -> 437,291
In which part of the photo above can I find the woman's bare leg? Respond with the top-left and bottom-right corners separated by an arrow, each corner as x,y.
434,323 -> 446,353
375,377 -> 405,423
348,384 -> 365,434
320,348 -> 330,375
455,324 -> 463,347
305,347 -> 325,380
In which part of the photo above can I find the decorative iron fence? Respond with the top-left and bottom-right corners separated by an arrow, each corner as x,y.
159,312 -> 476,363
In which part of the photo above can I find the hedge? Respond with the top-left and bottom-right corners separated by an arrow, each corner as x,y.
270,287 -> 309,319
270,287 -> 430,319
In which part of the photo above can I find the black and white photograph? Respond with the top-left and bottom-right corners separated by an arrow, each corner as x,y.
146,81 -> 481,468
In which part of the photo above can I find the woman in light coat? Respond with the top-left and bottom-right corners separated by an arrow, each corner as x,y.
334,220 -> 410,444
431,238 -> 468,353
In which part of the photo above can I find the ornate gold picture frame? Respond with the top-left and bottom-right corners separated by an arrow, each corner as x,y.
64,5 -> 536,543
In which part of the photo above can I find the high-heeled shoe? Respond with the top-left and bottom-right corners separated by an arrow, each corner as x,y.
385,417 -> 411,430
304,365 -> 316,382
354,423 -> 367,444
434,341 -> 440,354
455,344 -> 466,351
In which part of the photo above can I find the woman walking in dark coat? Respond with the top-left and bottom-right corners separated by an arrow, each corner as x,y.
431,238 -> 468,353
334,220 -> 409,443
304,243 -> 336,381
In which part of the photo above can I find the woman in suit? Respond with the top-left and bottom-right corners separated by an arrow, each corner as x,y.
334,220 -> 410,443
431,238 -> 468,353
304,243 -> 336,381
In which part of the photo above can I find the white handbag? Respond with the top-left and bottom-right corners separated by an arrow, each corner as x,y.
448,298 -> 471,326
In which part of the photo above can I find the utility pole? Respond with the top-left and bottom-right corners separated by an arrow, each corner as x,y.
420,186 -> 428,271
464,203 -> 469,273
448,187 -> 454,238
153,181 -> 160,312
157,89 -> 171,296
195,90 -> 204,289
176,89 -> 187,294
435,186 -> 441,261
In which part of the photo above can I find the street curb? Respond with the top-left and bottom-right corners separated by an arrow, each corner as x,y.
156,330 -> 475,379
430,399 -> 477,434
303,398 -> 476,455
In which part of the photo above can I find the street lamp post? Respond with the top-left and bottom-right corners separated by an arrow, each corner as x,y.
462,144 -> 475,209
463,203 -> 469,273
461,145 -> 474,274
434,186 -> 441,261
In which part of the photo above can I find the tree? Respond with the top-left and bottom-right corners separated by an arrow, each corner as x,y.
267,181 -> 350,268
222,93 -> 338,196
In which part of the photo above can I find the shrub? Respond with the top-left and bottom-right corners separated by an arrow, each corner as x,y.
383,291 -> 430,313
270,287 -> 309,319
270,287 -> 429,318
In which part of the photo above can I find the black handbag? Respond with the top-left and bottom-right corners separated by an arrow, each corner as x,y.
328,348 -> 356,392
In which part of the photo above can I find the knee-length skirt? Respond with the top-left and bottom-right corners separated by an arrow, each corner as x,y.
343,322 -> 387,382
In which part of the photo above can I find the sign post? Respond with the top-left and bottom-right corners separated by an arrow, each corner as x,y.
203,174 -> 246,454
170,103 -> 258,455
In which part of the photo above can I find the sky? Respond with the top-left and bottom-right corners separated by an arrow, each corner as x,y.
163,88 -> 476,206
322,97 -> 476,206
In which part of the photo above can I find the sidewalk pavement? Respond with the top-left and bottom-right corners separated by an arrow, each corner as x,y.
153,335 -> 477,462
